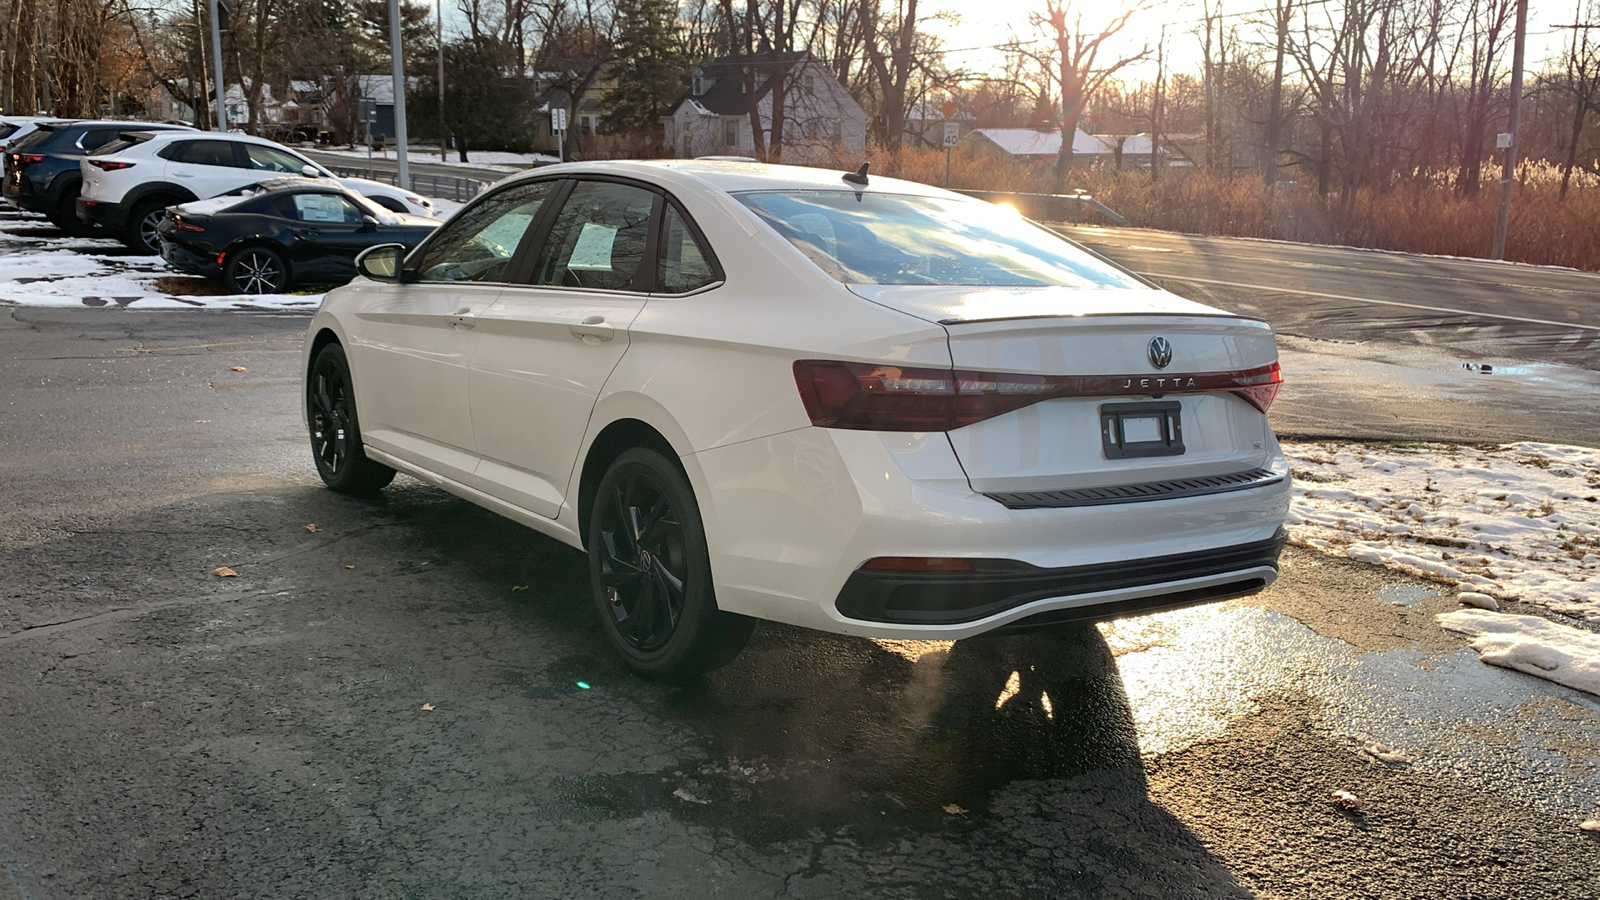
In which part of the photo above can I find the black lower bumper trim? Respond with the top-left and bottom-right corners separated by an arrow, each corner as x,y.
834,528 -> 1287,626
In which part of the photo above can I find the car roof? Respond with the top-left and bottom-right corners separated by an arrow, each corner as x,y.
135,130 -> 289,148
500,159 -> 967,201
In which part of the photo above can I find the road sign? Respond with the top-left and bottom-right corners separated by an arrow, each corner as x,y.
940,99 -> 956,120
942,121 -> 960,149
551,108 -> 568,132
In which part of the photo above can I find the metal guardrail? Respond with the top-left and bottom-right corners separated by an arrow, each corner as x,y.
956,190 -> 1126,225
324,164 -> 488,203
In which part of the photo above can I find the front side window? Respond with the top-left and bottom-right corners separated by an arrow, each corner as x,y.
737,191 -> 1145,288
245,144 -> 311,173
292,192 -> 365,224
656,203 -> 719,294
413,181 -> 555,283
529,180 -> 657,292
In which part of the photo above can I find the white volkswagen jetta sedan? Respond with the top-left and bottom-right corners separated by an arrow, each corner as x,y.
302,160 -> 1290,676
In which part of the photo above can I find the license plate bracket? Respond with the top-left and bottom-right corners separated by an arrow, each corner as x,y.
1100,401 -> 1185,459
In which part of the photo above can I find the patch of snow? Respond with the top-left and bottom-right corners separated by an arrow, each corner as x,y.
1437,610 -> 1600,698
1285,441 -> 1600,623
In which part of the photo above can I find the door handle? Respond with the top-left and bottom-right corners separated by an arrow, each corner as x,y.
173,171 -> 193,178
569,315 -> 614,342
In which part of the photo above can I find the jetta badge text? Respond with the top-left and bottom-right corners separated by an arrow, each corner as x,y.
1147,336 -> 1173,369
1121,376 -> 1197,389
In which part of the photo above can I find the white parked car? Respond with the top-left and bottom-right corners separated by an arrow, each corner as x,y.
302,161 -> 1290,676
0,116 -> 57,152
77,130 -> 435,252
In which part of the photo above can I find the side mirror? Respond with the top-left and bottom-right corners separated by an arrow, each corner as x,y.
360,214 -> 378,231
302,164 -> 322,178
355,243 -> 405,282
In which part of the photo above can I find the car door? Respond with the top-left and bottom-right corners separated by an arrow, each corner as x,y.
467,178 -> 660,519
347,180 -> 557,485
160,139 -> 255,197
278,190 -> 375,282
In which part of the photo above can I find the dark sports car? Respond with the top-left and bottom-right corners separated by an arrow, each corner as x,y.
156,178 -> 439,294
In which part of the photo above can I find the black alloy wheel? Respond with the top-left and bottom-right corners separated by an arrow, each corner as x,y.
589,448 -> 753,677
306,343 -> 395,494
226,246 -> 288,294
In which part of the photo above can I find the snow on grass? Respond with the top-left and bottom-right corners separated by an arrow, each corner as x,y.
1286,440 -> 1600,696
0,217 -> 322,311
312,146 -> 559,174
1285,441 -> 1600,621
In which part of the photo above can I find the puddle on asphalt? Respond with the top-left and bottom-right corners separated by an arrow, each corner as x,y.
1377,584 -> 1440,607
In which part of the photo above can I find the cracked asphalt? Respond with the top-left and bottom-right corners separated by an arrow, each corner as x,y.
1,308 -> 1598,899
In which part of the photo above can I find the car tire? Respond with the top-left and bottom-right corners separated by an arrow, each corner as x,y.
588,447 -> 754,678
306,343 -> 396,495
52,189 -> 96,237
123,199 -> 174,254
225,246 -> 289,294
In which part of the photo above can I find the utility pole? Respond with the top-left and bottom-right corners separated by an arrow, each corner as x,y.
1152,25 -> 1165,183
1491,0 -> 1530,260
389,0 -> 410,192
437,0 -> 446,163
208,0 -> 227,132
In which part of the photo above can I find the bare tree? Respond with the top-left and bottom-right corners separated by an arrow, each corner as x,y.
1029,0 -> 1152,181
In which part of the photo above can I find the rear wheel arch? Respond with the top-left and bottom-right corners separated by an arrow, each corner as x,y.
124,182 -> 198,208
577,419 -> 681,550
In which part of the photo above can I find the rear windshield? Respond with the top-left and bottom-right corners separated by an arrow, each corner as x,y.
8,126 -> 54,151
0,124 -> 17,139
91,133 -> 155,156
736,191 -> 1142,289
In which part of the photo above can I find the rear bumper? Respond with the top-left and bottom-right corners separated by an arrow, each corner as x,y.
159,238 -> 221,278
691,425 -> 1293,640
3,176 -> 48,211
76,196 -> 128,229
834,528 -> 1287,626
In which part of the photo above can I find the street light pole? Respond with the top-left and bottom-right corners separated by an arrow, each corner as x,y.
1492,0 -> 1530,260
437,0 -> 446,162
389,0 -> 410,192
208,0 -> 226,132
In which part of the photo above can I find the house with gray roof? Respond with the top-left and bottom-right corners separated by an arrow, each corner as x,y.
663,53 -> 866,163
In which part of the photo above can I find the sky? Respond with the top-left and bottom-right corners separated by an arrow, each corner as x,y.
918,0 -> 1592,85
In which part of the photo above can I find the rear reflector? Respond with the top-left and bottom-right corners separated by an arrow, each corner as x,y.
88,160 -> 135,171
793,359 -> 1284,431
860,557 -> 975,573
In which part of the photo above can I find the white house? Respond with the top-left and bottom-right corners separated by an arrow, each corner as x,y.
663,53 -> 867,163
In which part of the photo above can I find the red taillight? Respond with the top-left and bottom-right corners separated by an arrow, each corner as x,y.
793,359 -> 1284,431
12,153 -> 42,166
174,216 -> 205,233
860,557 -> 975,573
88,159 -> 135,171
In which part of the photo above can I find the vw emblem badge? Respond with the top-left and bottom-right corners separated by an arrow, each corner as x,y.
1147,336 -> 1173,369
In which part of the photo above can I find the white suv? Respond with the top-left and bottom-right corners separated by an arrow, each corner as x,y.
77,131 -> 435,253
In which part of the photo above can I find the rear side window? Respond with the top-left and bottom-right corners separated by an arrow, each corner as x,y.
78,129 -> 122,152
529,180 -> 657,291
656,203 -> 719,293
414,180 -> 555,283
161,140 -> 241,167
737,191 -> 1143,289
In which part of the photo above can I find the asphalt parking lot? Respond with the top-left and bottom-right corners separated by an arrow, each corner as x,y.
2,307 -> 1597,899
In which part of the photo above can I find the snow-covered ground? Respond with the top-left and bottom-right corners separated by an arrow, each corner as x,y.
312,146 -> 559,174
1,209 -> 1597,696
0,229 -> 323,310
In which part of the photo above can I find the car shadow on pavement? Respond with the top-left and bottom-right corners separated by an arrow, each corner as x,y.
0,478 -> 1255,898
